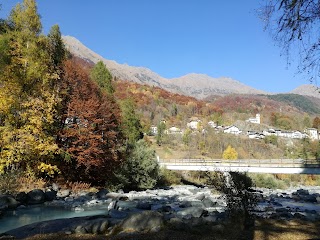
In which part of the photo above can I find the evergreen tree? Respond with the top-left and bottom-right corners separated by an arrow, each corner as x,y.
47,24 -> 66,68
120,98 -> 143,145
156,121 -> 166,145
90,61 -> 114,95
113,140 -> 160,191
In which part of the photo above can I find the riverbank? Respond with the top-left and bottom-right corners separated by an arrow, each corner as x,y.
1,185 -> 320,239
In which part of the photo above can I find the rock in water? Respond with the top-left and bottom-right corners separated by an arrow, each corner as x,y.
117,211 -> 164,233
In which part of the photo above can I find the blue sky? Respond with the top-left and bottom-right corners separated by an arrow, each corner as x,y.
0,0 -> 307,93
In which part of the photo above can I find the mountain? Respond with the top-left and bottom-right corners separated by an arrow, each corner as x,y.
290,84 -> 320,98
62,36 -> 268,99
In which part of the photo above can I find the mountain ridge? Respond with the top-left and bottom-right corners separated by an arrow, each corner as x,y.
62,35 -> 320,99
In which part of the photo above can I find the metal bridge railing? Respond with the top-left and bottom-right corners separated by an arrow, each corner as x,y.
159,158 -> 320,168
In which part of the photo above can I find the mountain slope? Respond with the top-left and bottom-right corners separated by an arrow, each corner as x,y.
290,84 -> 320,99
62,36 -> 268,99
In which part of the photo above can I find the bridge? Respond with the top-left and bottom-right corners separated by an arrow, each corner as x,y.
158,158 -> 320,174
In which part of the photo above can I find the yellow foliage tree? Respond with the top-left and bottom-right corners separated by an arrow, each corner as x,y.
0,0 -> 63,174
222,145 -> 238,160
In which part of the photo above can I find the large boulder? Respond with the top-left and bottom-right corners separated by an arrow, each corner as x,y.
176,207 -> 206,219
0,195 -> 19,210
27,189 -> 45,204
202,197 -> 216,208
15,192 -> 27,205
116,211 -> 164,233
95,189 -> 109,199
44,190 -> 57,201
137,201 -> 151,210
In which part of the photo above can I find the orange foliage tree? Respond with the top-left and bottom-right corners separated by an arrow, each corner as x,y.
57,58 -> 123,184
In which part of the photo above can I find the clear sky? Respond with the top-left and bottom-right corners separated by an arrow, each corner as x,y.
0,0 -> 307,93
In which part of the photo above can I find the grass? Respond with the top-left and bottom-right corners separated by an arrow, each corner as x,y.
21,219 -> 320,240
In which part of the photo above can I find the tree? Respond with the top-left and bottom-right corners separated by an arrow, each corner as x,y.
222,145 -> 238,160
112,140 -> 160,191
119,98 -> 143,145
90,61 -> 114,95
206,172 -> 257,230
47,24 -> 66,68
0,0 -> 61,174
57,58 -> 123,184
156,121 -> 166,145
261,0 -> 320,84
312,116 -> 320,129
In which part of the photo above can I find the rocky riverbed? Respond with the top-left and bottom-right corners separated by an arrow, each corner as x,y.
0,185 -> 320,239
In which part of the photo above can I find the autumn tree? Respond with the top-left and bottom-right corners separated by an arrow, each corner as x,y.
222,145 -> 238,160
0,0 -> 62,174
57,59 -> 123,184
312,117 -> 320,129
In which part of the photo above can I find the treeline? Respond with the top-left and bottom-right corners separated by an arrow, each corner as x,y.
0,0 -> 159,189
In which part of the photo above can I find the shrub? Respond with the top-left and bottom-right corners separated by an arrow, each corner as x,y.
0,171 -> 21,194
158,168 -> 182,186
113,140 -> 160,191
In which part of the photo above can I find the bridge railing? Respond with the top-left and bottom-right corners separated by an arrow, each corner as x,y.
159,158 -> 320,168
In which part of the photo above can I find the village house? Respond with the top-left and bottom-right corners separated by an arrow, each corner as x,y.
187,118 -> 201,130
246,113 -> 261,124
149,125 -> 158,135
247,131 -> 265,139
304,128 -> 319,140
207,121 -> 216,128
224,125 -> 242,135
166,126 -> 182,134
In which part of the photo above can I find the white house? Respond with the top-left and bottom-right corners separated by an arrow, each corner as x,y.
224,125 -> 242,135
150,125 -> 158,135
246,114 -> 261,124
305,128 -> 319,140
208,121 -> 216,128
166,126 -> 182,134
187,119 -> 201,130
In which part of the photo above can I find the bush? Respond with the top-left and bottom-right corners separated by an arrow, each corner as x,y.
0,171 -> 21,194
249,173 -> 288,189
112,140 -> 160,191
158,168 -> 182,186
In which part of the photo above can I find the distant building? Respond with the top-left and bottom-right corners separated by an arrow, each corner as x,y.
305,128 -> 319,140
166,126 -> 182,134
224,125 -> 242,135
246,114 -> 261,124
208,121 -> 216,128
187,119 -> 201,130
150,125 -> 158,135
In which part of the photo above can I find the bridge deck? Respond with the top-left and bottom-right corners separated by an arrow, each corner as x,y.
158,159 -> 320,174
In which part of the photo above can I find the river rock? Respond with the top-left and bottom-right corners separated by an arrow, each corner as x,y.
27,189 -> 45,205
96,189 -> 109,199
116,211 -> 163,233
0,195 -> 19,210
202,197 -> 216,208
15,192 -> 27,204
108,209 -> 128,219
137,201 -> 151,210
176,207 -> 205,219
57,189 -> 70,198
44,190 -> 57,201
